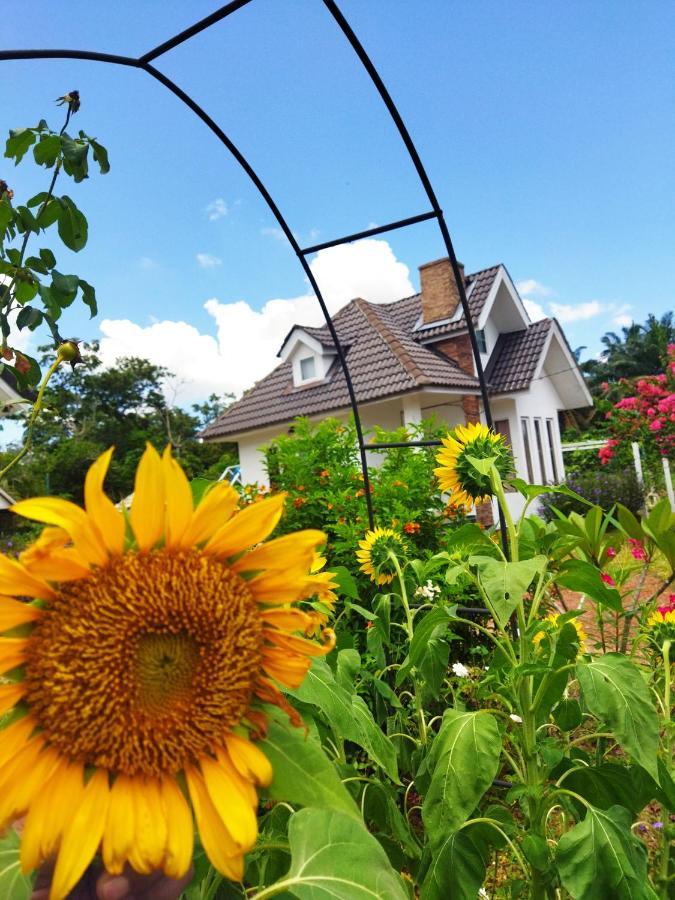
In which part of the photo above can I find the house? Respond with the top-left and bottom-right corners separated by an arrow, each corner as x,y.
201,257 -> 592,519
0,369 -> 24,509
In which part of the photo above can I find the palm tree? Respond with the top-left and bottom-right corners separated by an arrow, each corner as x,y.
582,312 -> 674,388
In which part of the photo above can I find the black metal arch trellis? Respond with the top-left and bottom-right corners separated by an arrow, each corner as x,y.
0,0 -> 497,544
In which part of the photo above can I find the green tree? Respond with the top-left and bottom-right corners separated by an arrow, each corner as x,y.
0,343 -> 236,503
581,312 -> 675,389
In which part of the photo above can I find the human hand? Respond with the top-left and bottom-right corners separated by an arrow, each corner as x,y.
31,862 -> 194,899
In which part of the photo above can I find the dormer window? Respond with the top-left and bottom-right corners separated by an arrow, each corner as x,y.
299,356 -> 316,381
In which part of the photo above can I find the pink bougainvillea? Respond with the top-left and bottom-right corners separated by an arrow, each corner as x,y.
599,344 -> 675,463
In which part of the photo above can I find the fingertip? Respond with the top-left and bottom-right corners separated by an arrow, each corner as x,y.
97,873 -> 131,900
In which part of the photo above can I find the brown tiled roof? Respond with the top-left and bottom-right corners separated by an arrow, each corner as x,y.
484,318 -> 553,392
201,297 -> 481,440
408,265 -> 502,340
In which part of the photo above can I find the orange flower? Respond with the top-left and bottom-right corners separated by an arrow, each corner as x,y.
403,522 -> 420,534
293,497 -> 306,509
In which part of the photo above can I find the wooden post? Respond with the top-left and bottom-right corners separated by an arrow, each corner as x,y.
663,456 -> 675,512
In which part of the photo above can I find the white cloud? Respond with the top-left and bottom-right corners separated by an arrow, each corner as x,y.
549,300 -> 603,323
196,253 -> 222,269
98,239 -> 414,403
138,256 -> 159,270
206,198 -> 228,221
611,303 -> 633,327
523,299 -> 547,322
516,278 -> 552,297
260,226 -> 288,242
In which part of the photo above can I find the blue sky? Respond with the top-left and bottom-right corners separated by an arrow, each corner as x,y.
2,0 -> 674,418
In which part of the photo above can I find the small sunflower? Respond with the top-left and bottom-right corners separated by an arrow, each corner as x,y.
533,613 -> 586,655
356,527 -> 405,585
645,602 -> 675,644
0,445 -> 334,899
434,422 -> 512,508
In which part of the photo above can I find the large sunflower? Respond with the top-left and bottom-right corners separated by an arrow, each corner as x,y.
434,422 -> 512,508
356,527 -> 405,585
0,445 -> 333,899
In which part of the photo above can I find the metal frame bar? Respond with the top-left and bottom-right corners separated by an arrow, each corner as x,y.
0,0 -> 500,543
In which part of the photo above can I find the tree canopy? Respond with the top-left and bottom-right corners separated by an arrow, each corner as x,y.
0,342 -> 235,504
581,312 -> 674,389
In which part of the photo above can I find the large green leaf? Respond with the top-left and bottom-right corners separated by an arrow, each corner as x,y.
420,827 -> 489,900
556,559 -> 622,611
576,654 -> 659,781
397,607 -> 456,696
259,716 -> 359,819
264,807 -> 408,899
290,659 -> 398,782
471,555 -> 546,626
556,805 -> 657,899
5,128 -> 36,164
56,195 -> 88,251
0,828 -> 32,900
422,708 -> 501,847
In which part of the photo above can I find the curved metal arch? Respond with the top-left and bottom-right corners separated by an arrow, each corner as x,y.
0,0 -> 496,534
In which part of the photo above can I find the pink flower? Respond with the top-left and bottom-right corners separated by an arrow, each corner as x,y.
606,546 -> 617,559
601,572 -> 616,587
649,419 -> 663,431
628,538 -> 647,561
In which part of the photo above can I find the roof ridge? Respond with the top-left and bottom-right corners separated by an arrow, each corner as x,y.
354,299 -> 426,384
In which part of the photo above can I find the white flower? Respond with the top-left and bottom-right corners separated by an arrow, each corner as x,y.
509,714 -> 523,724
414,580 -> 441,602
478,889 -> 490,900
452,662 -> 470,678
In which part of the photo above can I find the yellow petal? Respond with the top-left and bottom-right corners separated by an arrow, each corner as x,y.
205,494 -> 286,558
232,530 -> 325,575
0,717 -> 35,770
264,628 -> 335,658
0,682 -> 25,717
260,608 -> 313,632
0,594 -> 41,631
0,554 -> 55,600
185,767 -> 244,881
0,637 -> 29,674
181,481 -> 239,547
160,777 -> 194,879
50,768 -> 110,900
84,447 -> 125,556
127,777 -> 167,876
22,551 -> 91,582
130,443 -> 165,551
21,760 -> 84,874
224,733 -> 273,788
261,647 -> 311,688
10,498 -> 107,568
162,447 -> 193,548
102,775 -> 136,875
248,569 -> 313,605
0,741 -> 59,830
199,755 -> 257,850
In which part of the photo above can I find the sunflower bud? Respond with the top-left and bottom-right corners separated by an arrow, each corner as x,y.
57,339 -> 82,365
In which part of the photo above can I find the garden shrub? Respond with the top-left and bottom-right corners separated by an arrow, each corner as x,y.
539,467 -> 643,519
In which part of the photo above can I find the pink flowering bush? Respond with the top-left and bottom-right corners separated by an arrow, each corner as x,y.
599,343 -> 675,463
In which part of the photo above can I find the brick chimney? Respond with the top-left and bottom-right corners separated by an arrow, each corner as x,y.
419,257 -> 465,324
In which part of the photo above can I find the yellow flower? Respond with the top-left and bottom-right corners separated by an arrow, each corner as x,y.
434,422 -> 512,508
356,527 -> 405,585
0,445 -> 334,899
533,613 -> 586,654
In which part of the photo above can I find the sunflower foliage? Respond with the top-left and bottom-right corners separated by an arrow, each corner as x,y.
2,433 -> 675,900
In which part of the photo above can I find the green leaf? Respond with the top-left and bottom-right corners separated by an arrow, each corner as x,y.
24,255 -> 49,275
329,565 -> 358,599
552,698 -> 583,731
60,134 -> 89,182
290,659 -> 399,782
576,654 -> 659,782
563,763 -> 657,816
442,523 -> 502,560
32,134 -> 61,167
16,306 -> 43,331
5,128 -> 36,164
51,270 -> 79,298
268,807 -> 408,899
39,248 -> 56,269
36,199 -> 61,229
0,828 -> 32,900
471,555 -> 546,626
421,826 -> 489,900
556,805 -> 657,899
0,200 -> 12,231
556,559 -> 622,612
14,280 -> 39,304
422,708 -> 501,846
57,196 -> 88,251
16,205 -> 38,232
90,139 -> 110,174
259,716 -> 359,818
78,278 -> 97,317
464,453 -> 496,475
